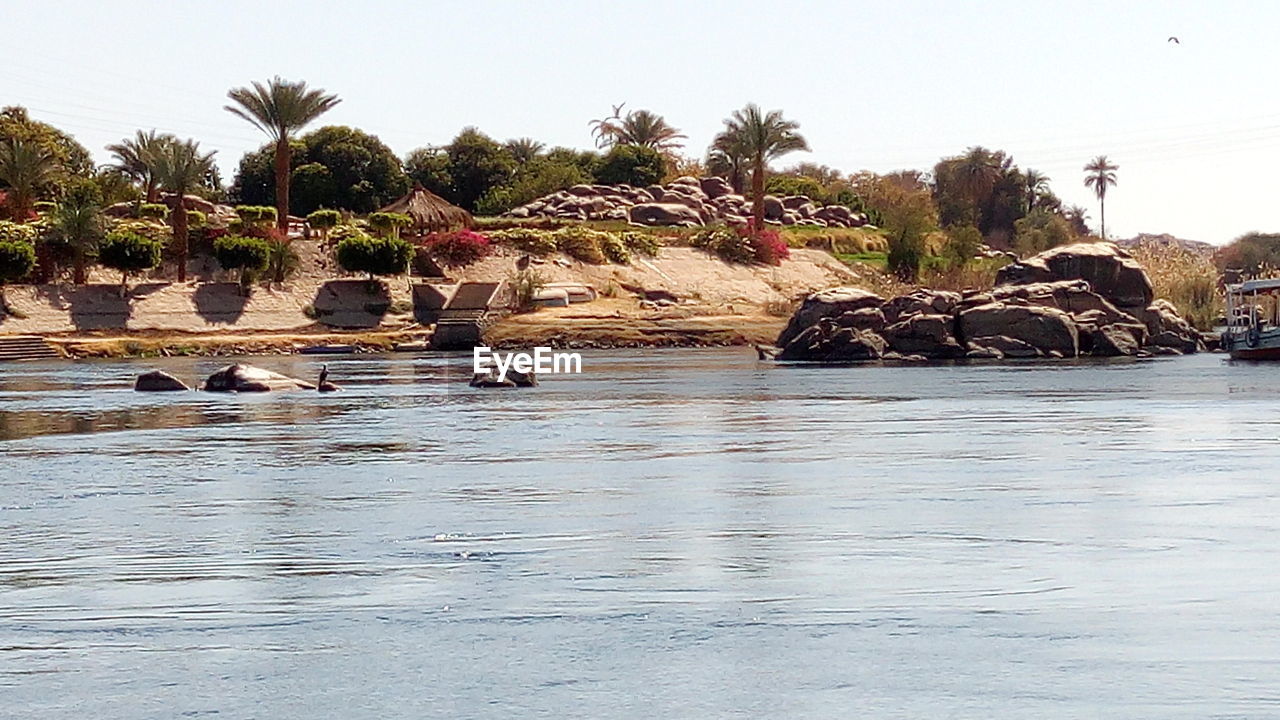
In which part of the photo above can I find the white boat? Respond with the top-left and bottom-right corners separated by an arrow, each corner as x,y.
1222,278 -> 1280,359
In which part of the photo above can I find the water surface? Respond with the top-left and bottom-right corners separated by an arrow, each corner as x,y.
2,350 -> 1278,718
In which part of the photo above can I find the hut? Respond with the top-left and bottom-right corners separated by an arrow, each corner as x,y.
377,183 -> 472,237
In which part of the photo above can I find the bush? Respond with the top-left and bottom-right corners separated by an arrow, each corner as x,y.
488,227 -> 558,256
942,224 -> 984,268
1013,210 -> 1073,256
1131,243 -> 1221,330
213,235 -> 271,289
235,205 -> 278,227
139,203 -> 169,220
368,212 -> 412,237
308,209 -> 341,231
619,230 -> 661,257
598,233 -> 631,264
422,229 -> 491,268
765,175 -> 828,204
336,231 -> 413,279
0,221 -> 38,245
267,238 -> 299,284
33,201 -> 57,214
887,233 -> 926,281
751,227 -> 789,265
691,226 -> 755,264
0,240 -> 37,284
594,145 -> 666,187
508,268 -> 547,312
553,226 -> 608,264
99,230 -> 163,288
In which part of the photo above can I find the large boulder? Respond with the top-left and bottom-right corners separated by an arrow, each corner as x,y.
135,370 -> 189,392
989,280 -> 1135,328
959,302 -> 1079,357
761,195 -> 785,221
203,364 -> 316,392
628,203 -> 702,227
883,289 -> 962,324
882,313 -> 966,358
1136,299 -> 1203,353
776,287 -> 885,348
777,323 -> 886,362
699,177 -> 733,198
995,242 -> 1155,308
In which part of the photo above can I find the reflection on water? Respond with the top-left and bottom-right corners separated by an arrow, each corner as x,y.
2,350 -> 1280,718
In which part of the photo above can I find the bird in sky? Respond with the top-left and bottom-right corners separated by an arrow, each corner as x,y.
1168,36 -> 1180,44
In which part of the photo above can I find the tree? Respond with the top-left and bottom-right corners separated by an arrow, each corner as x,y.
1063,205 -> 1090,236
505,138 -> 545,165
590,105 -> 686,152
106,130 -> 173,203
0,138 -> 59,221
336,230 -> 413,281
1013,209 -> 1074,255
307,209 -> 341,244
0,106 -> 92,178
46,186 -> 105,283
855,171 -> 939,281
594,145 -> 665,186
706,131 -> 750,193
943,224 -> 984,269
98,229 -> 162,295
213,235 -> 270,292
715,104 -> 809,235
436,128 -> 516,211
1083,155 -> 1118,239
1023,169 -> 1050,213
149,138 -> 216,283
225,77 -> 340,230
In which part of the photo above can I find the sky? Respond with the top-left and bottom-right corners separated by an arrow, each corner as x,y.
5,0 -> 1279,245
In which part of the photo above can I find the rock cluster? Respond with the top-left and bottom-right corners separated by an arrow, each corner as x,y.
502,176 -> 871,228
775,243 -> 1206,361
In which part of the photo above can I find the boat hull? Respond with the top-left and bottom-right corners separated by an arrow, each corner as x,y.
1230,345 -> 1280,360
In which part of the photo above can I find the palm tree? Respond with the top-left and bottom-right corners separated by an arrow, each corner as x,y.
148,138 -> 216,283
1083,155 -> 1118,239
505,138 -> 545,165
225,77 -> 340,230
1064,204 -> 1091,236
706,131 -> 750,193
1023,169 -> 1050,211
591,105 -> 686,152
48,193 -> 104,284
107,130 -> 176,205
0,138 -> 59,221
715,104 -> 810,234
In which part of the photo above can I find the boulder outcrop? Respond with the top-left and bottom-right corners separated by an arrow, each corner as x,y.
203,364 -> 316,392
774,242 -> 1204,361
134,370 -> 190,392
502,177 -> 870,228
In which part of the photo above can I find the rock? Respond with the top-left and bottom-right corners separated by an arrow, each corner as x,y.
645,185 -> 665,202
531,287 -> 570,307
761,195 -> 785,220
566,184 -> 597,196
1084,324 -> 1142,356
1135,299 -> 1203,353
967,334 -> 1042,358
776,287 -> 885,348
470,369 -> 538,387
203,364 -> 316,392
959,302 -> 1079,357
777,323 -> 886,362
995,242 -> 1155,308
884,289 -> 961,323
882,313 -> 966,358
835,307 -> 886,332
628,203 -> 702,227
318,381 -> 341,393
782,195 -> 810,210
134,370 -> 189,392
700,177 -> 733,198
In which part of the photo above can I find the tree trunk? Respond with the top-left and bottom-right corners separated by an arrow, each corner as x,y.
145,176 -> 158,203
73,253 -> 86,285
274,138 -> 290,233
1100,197 -> 1106,240
173,194 -> 189,283
750,156 -> 765,236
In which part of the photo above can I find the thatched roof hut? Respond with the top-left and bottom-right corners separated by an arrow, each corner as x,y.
379,183 -> 471,234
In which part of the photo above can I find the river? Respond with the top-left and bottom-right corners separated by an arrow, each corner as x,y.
2,350 -> 1278,718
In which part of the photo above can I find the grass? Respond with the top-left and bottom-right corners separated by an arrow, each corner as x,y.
1128,243 -> 1221,330
835,251 -> 888,269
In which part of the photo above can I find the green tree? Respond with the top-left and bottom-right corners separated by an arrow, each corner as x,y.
706,130 -> 750,194
594,144 -> 666,186
98,229 -> 162,294
1013,209 -> 1074,255
714,104 -> 810,235
46,186 -> 105,284
336,231 -> 413,281
1023,169 -> 1050,213
440,128 -> 515,211
0,138 -> 59,221
856,171 -> 939,281
1083,155 -> 1118,239
943,224 -> 984,269
225,77 -> 341,230
307,209 -> 341,244
590,105 -> 686,152
106,130 -> 174,204
213,235 -> 270,292
403,146 -> 453,198
505,138 -> 546,165
0,106 -> 92,178
149,138 -> 217,283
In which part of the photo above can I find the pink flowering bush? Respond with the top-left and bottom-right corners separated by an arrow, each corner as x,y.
422,229 -> 491,268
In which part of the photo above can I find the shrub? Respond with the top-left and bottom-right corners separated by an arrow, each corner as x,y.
552,226 -> 608,264
235,205 -> 278,227
422,229 -> 491,268
887,233 -> 926,281
0,240 -> 37,284
0,221 -> 38,245
139,203 -> 169,220
594,145 -> 666,186
213,235 -> 271,289
33,201 -> 57,214
942,224 -> 984,269
336,230 -> 414,279
488,227 -> 558,256
751,227 -> 789,265
598,233 -> 631,264
186,210 -> 207,228
1130,243 -> 1221,330
1013,210 -> 1073,256
99,230 -> 163,290
619,230 -> 661,257
691,226 -> 755,264
508,268 -> 547,312
307,209 -> 341,238
368,212 -> 412,238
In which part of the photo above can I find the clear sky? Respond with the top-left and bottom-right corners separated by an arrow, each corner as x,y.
5,0 -> 1278,244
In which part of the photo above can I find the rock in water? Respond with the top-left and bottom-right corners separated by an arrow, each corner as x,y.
470,369 -> 538,388
135,370 -> 189,392
776,287 -> 885,349
995,242 -> 1155,309
203,364 -> 316,392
